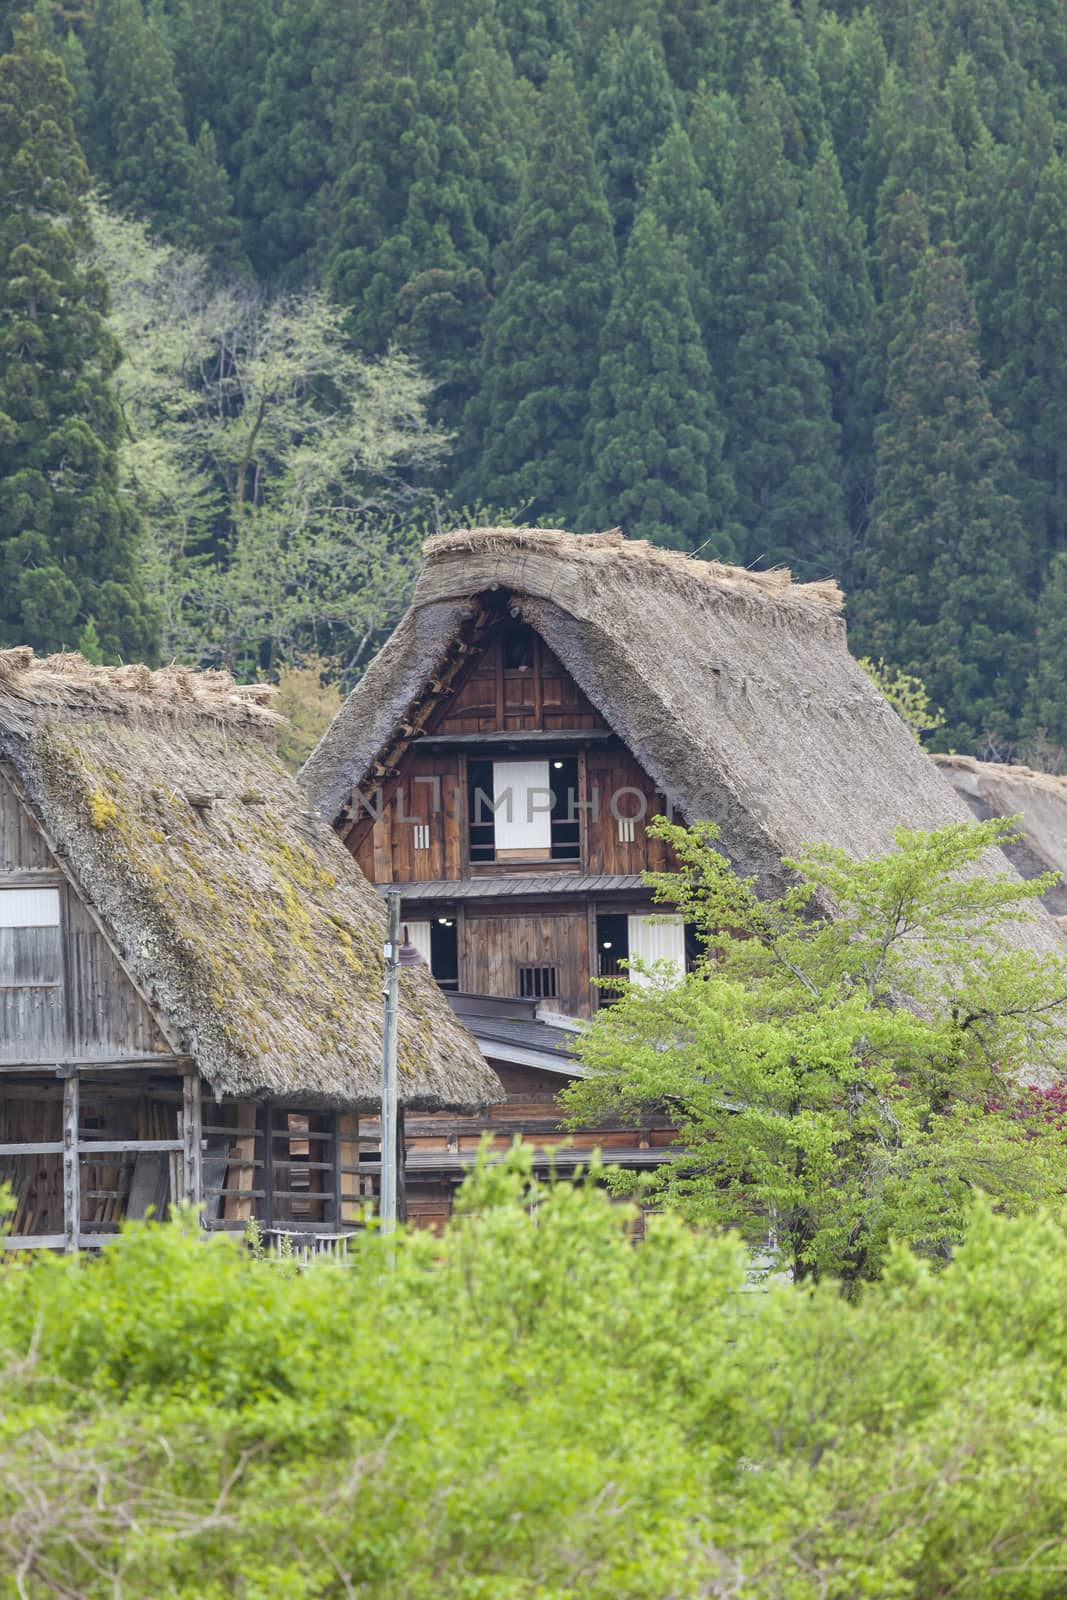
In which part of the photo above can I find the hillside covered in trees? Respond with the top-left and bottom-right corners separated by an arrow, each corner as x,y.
1,0 -> 1065,756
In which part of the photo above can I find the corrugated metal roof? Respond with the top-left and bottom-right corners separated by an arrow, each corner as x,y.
382,873 -> 647,901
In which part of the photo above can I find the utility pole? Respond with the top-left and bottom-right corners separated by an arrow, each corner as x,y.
380,890 -> 401,1235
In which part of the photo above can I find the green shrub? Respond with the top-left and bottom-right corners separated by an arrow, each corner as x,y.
2,1159 -> 1067,1596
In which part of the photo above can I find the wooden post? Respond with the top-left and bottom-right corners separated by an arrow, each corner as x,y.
62,1071 -> 79,1254
396,1105 -> 407,1225
181,1071 -> 202,1211
380,892 -> 401,1234
261,1102 -> 274,1229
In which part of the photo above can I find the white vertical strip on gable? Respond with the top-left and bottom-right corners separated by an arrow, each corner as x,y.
627,914 -> 685,988
492,760 -> 553,852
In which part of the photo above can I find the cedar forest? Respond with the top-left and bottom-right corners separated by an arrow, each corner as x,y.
2,0 -> 1065,755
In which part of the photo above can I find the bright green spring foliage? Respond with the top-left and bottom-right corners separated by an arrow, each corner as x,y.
565,817 -> 1067,1287
6,1175 -> 1067,1594
859,654 -> 946,745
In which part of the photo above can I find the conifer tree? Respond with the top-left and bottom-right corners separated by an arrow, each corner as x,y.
686,84 -> 739,205
581,208 -> 732,553
642,124 -> 720,343
238,0 -> 366,279
719,0 -> 827,162
85,0 -> 195,229
1025,550 -> 1067,748
814,9 -> 888,209
1005,155 -> 1067,570
959,88 -> 1056,379
393,20 -> 526,435
180,121 -> 248,275
803,140 -> 877,577
495,0 -> 578,86
0,19 -> 155,658
713,81 -> 848,577
459,54 -> 616,524
852,245 -> 1033,751
873,21 -> 966,251
591,24 -> 677,246
327,3 -> 485,353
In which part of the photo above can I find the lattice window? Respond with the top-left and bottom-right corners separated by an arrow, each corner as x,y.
413,823 -> 430,851
518,965 -> 558,1000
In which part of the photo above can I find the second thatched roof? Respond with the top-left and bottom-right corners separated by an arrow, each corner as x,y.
0,648 -> 501,1110
302,527 -> 1065,963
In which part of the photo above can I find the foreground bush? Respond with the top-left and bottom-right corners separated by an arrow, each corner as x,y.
2,1156 -> 1067,1597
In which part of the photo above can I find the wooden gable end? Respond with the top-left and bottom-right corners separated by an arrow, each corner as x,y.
427,621 -> 607,737
344,615 -> 677,889
0,765 -> 173,1065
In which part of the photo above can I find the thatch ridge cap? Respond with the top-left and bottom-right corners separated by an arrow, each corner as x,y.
0,647 -> 280,735
933,753 -> 1067,798
422,526 -> 844,613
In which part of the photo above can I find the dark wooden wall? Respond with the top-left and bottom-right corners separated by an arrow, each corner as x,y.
0,767 -> 169,1063
433,630 -> 607,736
463,906 -> 591,1017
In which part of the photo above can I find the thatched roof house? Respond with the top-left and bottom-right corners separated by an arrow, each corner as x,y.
935,755 -> 1067,917
0,647 -> 499,1112
301,527 -> 1065,963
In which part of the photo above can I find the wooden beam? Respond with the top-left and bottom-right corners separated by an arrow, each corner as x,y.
0,1054 -> 192,1075
182,1071 -> 202,1208
62,1072 -> 79,1254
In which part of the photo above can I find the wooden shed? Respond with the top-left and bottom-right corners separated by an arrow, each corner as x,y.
0,648 -> 501,1251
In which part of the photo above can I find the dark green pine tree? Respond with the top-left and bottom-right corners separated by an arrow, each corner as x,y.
327,2 -> 485,353
1025,550 -> 1067,748
394,20 -> 526,434
872,21 -> 966,253
84,0 -> 195,229
591,24 -> 677,246
959,88 -> 1056,379
937,0 -> 1028,140
238,0 -> 368,279
803,140 -> 877,579
179,121 -> 249,275
641,123 -> 721,343
1005,154 -> 1067,569
713,80 -> 848,578
852,245 -> 1033,752
580,208 -> 732,553
155,0 -> 221,143
495,0 -> 578,86
656,0 -> 730,96
0,20 -> 156,659
458,53 -> 617,524
719,0 -> 827,162
814,8 -> 889,210
686,83 -> 739,206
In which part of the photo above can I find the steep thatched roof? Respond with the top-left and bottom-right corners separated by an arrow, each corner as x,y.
935,755 -> 1067,916
0,648 -> 501,1110
302,527 -> 1065,961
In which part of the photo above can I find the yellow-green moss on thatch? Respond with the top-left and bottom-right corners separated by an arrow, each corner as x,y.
0,648 -> 501,1110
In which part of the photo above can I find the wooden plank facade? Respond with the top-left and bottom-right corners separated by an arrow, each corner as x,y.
331,608 -> 685,1225
0,764 -> 375,1249
342,618 -> 683,1024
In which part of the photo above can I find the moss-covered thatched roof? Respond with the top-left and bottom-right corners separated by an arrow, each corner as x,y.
0,648 -> 502,1110
302,527 -> 1065,963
